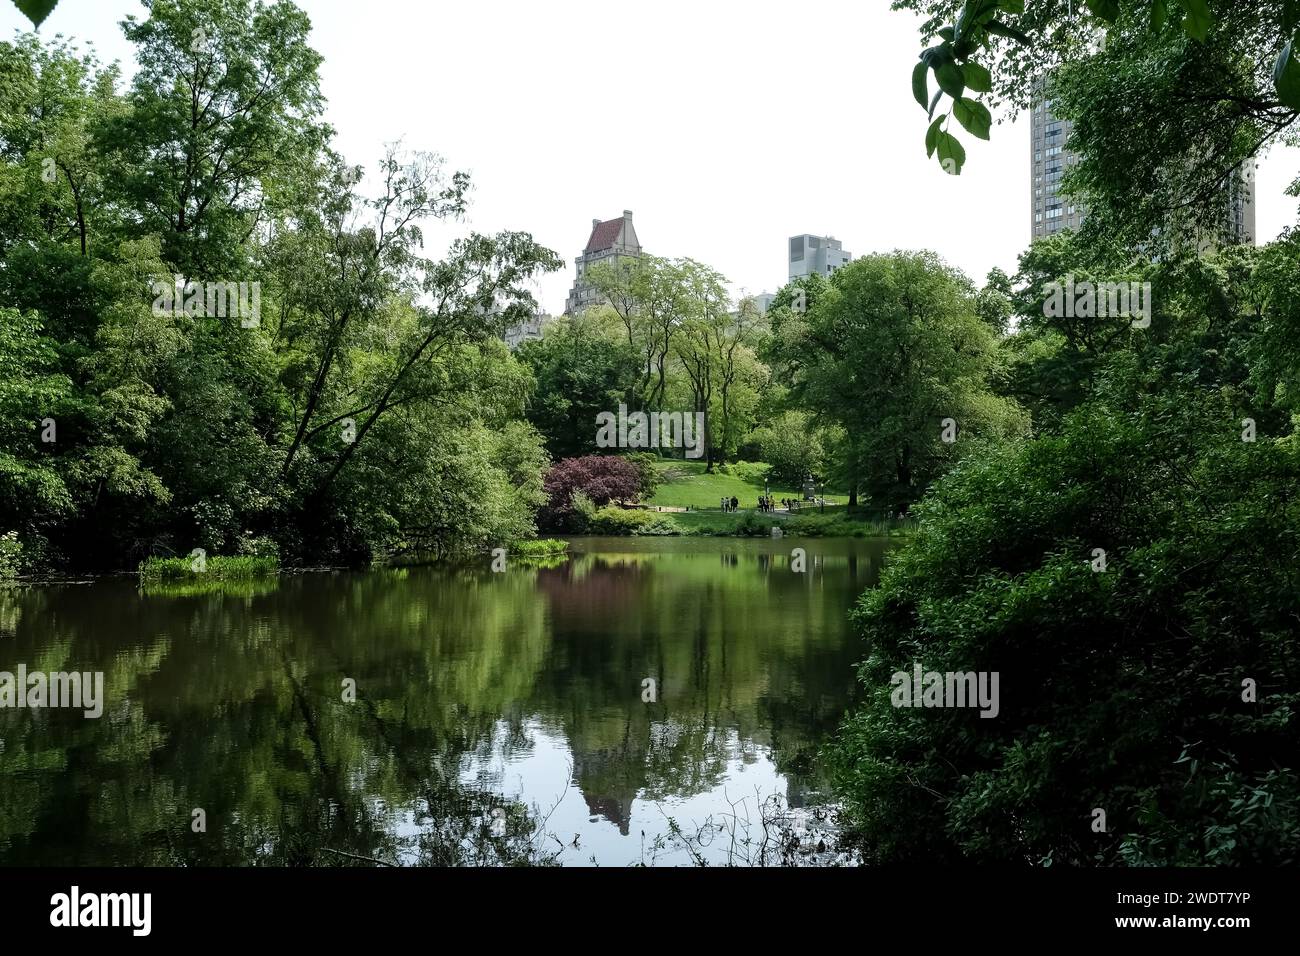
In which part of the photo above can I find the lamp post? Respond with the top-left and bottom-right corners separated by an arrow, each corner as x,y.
820,481 -> 825,513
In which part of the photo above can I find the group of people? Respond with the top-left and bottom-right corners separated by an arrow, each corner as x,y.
718,495 -> 818,513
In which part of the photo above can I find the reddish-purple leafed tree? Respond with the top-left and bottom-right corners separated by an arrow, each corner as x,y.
540,455 -> 642,530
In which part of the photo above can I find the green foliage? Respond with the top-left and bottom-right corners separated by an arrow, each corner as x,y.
1273,35 -> 1300,109
1241,229 -> 1300,419
907,0 -> 1020,173
622,452 -> 663,498
234,534 -> 280,560
892,232 -> 1300,864
784,513 -> 916,538
507,538 -> 569,557
138,554 -> 279,583
573,496 -> 679,536
341,407 -> 551,563
112,0 -> 329,276
831,389 -> 1300,864
892,1 -> 1293,252
729,510 -> 774,538
0,3 -> 560,571
0,308 -> 76,533
748,411 -> 826,485
1001,237 -> 1289,434
656,507 -> 910,537
584,256 -> 768,468
953,96 -> 991,140
517,314 -> 640,458
768,252 -> 1028,511
0,530 -> 22,578
974,267 -> 1013,335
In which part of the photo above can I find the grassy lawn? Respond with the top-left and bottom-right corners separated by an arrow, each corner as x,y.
646,460 -> 847,511
666,508 -> 914,537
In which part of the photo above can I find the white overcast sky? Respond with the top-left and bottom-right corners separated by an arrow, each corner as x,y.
6,0 -> 1299,313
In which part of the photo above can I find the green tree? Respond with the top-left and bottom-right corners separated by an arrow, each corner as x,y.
0,308 -> 76,546
668,260 -> 733,470
585,255 -> 682,409
769,251 -> 1026,510
516,314 -> 640,458
107,0 -> 329,276
748,410 -> 828,486
0,1 -> 564,569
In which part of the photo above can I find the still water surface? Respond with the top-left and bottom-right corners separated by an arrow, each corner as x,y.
0,536 -> 895,866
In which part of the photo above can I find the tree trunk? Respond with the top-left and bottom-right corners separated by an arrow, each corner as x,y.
897,444 -> 912,492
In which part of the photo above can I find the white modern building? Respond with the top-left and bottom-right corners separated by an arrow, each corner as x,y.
788,234 -> 852,281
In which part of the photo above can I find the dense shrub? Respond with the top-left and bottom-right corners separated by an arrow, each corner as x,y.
830,391 -> 1300,865
572,496 -> 678,535
235,535 -> 281,560
747,412 -> 825,485
0,531 -> 22,579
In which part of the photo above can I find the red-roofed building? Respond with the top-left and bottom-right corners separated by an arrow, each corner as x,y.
564,210 -> 643,316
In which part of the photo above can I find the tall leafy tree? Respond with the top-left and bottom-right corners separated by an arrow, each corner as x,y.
106,0 -> 329,277
0,0 -> 564,568
770,251 -> 1027,510
517,314 -> 641,459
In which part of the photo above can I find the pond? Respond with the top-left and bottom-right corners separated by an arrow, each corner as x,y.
0,536 -> 898,867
